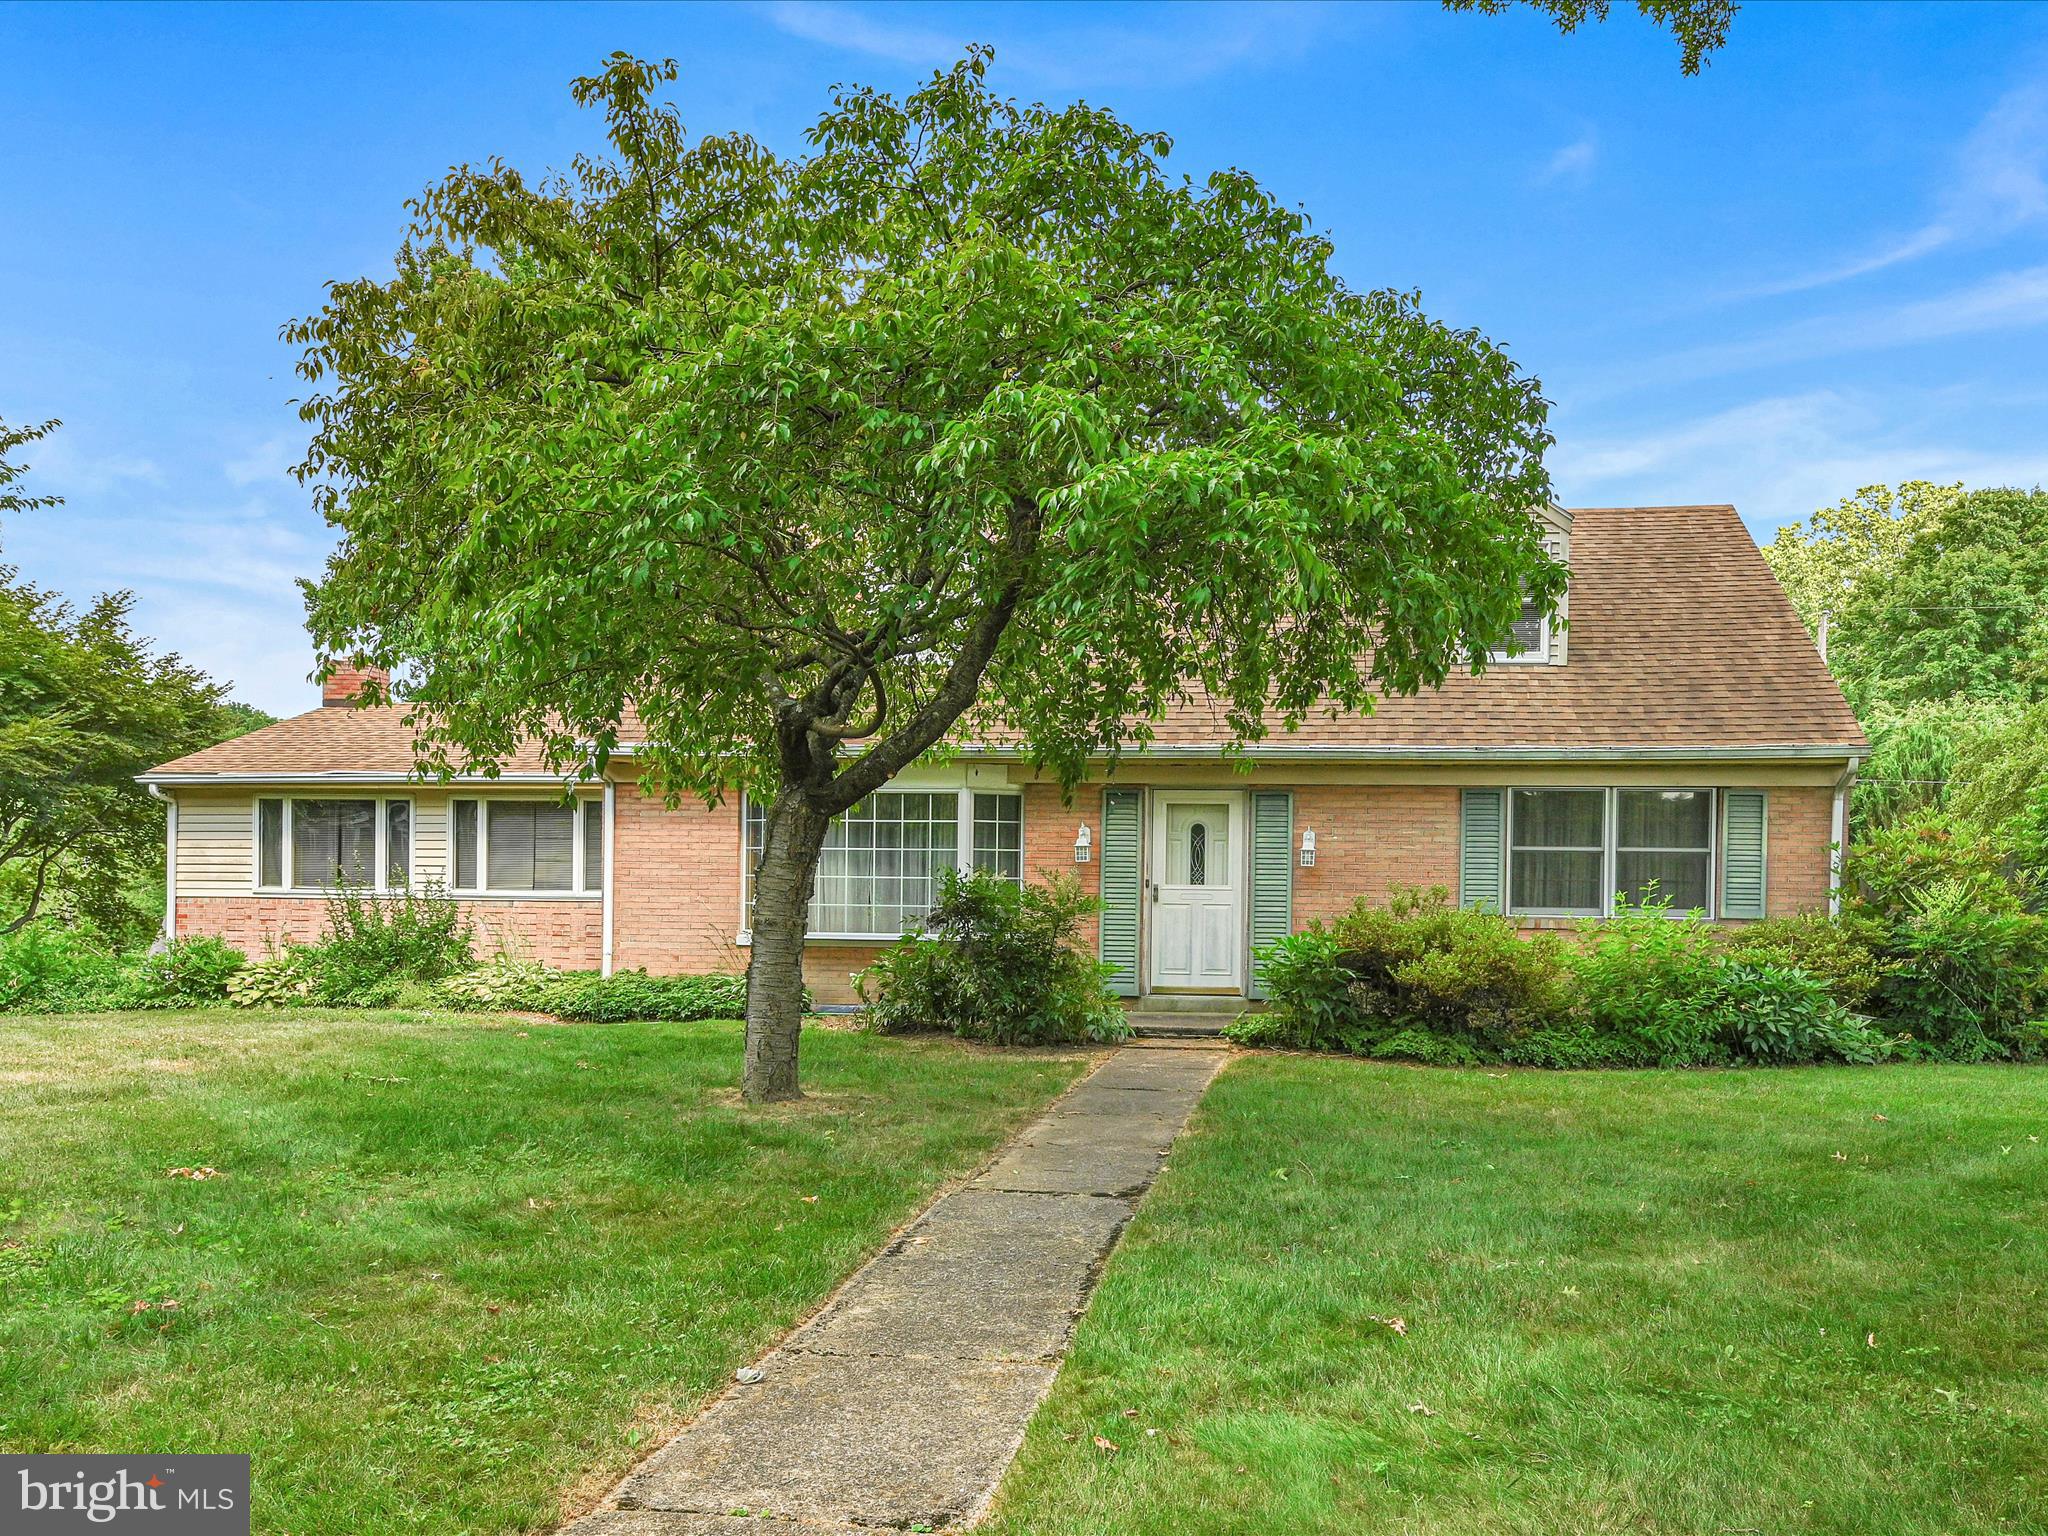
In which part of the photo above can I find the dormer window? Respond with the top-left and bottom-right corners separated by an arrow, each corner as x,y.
1490,535 -> 1566,666
1491,588 -> 1549,664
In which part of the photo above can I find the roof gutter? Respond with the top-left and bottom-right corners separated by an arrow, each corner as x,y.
135,771 -> 591,787
140,744 -> 1868,787
604,742 -> 1866,765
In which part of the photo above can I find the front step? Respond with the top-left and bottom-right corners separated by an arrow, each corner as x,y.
1127,1012 -> 1242,1040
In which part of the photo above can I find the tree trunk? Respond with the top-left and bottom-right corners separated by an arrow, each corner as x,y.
743,789 -> 830,1103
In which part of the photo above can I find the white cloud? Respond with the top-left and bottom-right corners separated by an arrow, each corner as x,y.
1749,75 -> 2048,298
21,431 -> 162,495
1550,387 -> 2048,537
759,0 -> 1341,91
1595,262 -> 2048,394
223,434 -> 301,489
1536,131 -> 1597,187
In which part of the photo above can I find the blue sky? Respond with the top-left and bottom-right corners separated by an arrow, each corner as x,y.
5,1 -> 2048,714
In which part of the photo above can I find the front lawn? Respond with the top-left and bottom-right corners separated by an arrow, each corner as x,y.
0,1009 -> 1091,1533
986,1057 -> 2048,1536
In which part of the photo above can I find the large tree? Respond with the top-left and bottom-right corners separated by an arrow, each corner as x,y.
0,418 -> 265,937
292,53 -> 1564,1101
1766,482 -> 2048,714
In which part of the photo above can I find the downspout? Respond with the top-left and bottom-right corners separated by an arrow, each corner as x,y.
601,779 -> 616,978
1829,756 -> 1859,918
147,784 -> 177,948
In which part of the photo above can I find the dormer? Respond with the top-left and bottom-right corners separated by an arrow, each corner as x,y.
1490,504 -> 1571,667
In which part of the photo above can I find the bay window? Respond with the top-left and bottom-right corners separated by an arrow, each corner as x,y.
1507,787 -> 1718,918
449,797 -> 604,894
254,796 -> 413,890
743,788 -> 1024,939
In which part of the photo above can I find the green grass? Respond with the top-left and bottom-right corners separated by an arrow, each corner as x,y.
0,1009 -> 1091,1534
985,1057 -> 2048,1536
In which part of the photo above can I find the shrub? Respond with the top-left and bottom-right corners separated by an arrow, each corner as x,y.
1871,880 -> 2048,1061
1231,889 -> 1571,1057
1705,960 -> 1889,1065
859,869 -> 1128,1045
1570,894 -> 1726,1064
1843,815 -> 2035,920
314,883 -> 473,1003
226,945 -> 323,1008
127,935 -> 244,1008
1229,891 -> 1893,1070
434,958 -> 575,1013
551,969 -> 749,1022
1719,912 -> 1891,1014
0,921 -> 130,1012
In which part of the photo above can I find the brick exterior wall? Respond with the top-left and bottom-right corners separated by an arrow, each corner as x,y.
177,778 -> 1840,1002
1291,785 -> 1463,925
609,785 -> 749,977
174,895 -> 603,968
1760,785 -> 1835,919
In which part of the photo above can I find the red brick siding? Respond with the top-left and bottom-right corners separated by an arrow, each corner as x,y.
1290,785 -> 1462,926
1759,785 -> 1835,918
175,895 -> 602,969
609,785 -> 749,977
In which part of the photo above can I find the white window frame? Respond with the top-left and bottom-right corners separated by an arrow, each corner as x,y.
1489,537 -> 1563,665
447,794 -> 605,899
252,794 -> 415,894
1506,786 -> 1719,920
1506,787 -> 1607,918
738,786 -> 1025,943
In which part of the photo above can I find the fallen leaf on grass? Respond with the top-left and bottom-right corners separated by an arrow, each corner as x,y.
165,1167 -> 222,1181
1369,1315 -> 1409,1337
1832,1152 -> 1848,1162
1871,1114 -> 1889,1122
1408,1403 -> 1436,1417
800,1195 -> 820,1204
1093,1436 -> 1119,1454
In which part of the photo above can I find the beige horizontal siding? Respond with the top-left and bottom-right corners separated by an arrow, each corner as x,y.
173,790 -> 254,897
168,786 -> 600,900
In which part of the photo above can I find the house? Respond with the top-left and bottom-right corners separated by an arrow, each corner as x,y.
142,505 -> 1866,1005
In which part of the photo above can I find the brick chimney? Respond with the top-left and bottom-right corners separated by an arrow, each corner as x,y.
321,663 -> 390,708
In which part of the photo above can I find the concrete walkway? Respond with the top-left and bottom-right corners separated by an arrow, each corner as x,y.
563,1041 -> 1228,1536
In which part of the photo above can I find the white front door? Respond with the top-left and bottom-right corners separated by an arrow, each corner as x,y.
1148,792 -> 1245,993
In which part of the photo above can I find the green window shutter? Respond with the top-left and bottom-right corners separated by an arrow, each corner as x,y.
1460,789 -> 1506,912
1721,790 -> 1768,919
1098,789 -> 1142,997
1247,791 -> 1294,1001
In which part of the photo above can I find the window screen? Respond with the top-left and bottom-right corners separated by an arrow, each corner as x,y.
385,801 -> 411,887
582,799 -> 604,892
1509,789 -> 1604,915
486,801 -> 576,891
290,799 -> 377,889
452,800 -> 479,889
1616,789 -> 1713,913
257,799 -> 285,888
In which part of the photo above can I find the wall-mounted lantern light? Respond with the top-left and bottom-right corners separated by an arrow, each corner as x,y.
1074,824 -> 1092,863
1299,828 -> 1317,867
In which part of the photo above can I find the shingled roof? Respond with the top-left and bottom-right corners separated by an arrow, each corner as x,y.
144,504 -> 1864,780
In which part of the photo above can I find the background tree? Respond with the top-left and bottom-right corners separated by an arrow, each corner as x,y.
1767,481 -> 2048,884
292,53 -> 1564,1101
0,416 -> 270,939
1443,0 -> 1737,74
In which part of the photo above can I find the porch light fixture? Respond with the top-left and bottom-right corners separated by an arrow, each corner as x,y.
1299,828 -> 1317,868
1074,824 -> 1092,863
